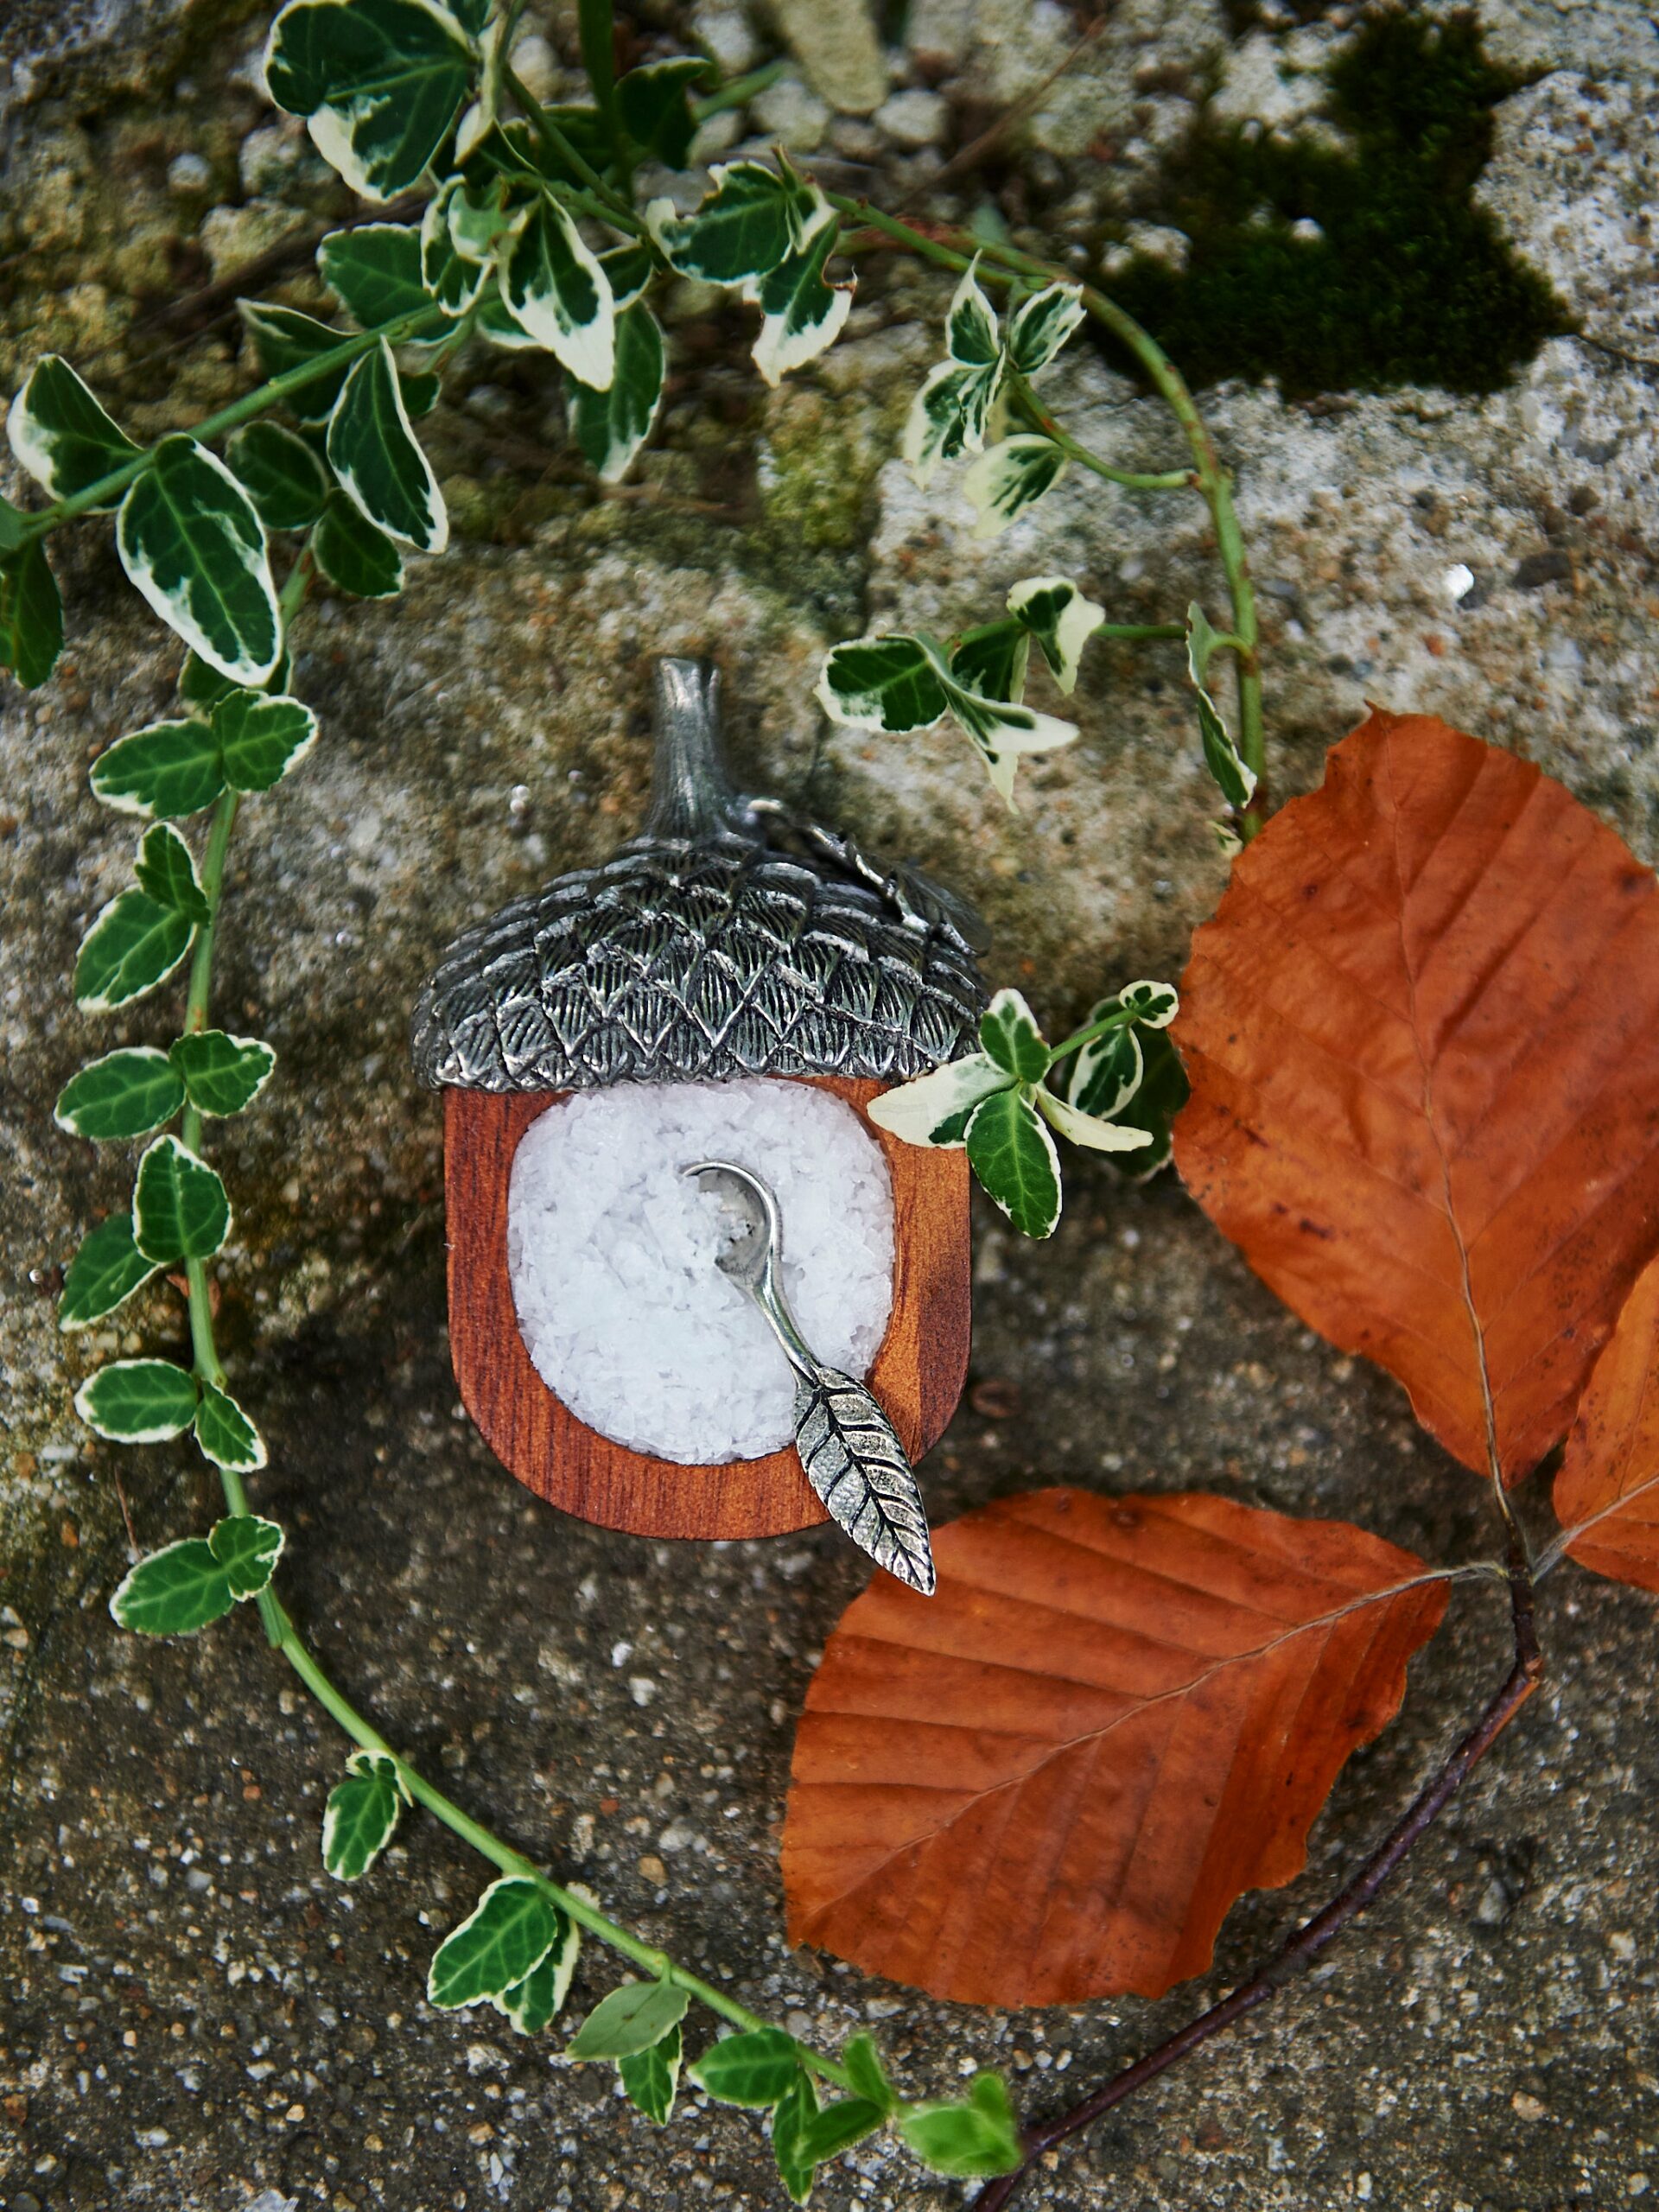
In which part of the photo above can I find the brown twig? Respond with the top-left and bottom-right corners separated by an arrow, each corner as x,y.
971,1574 -> 1545,2212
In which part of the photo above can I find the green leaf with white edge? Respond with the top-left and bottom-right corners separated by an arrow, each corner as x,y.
118,435 -> 282,683
817,632 -> 949,734
818,632 -> 1076,806
964,1084 -> 1062,1239
979,988 -> 1050,1082
327,340 -> 448,553
264,0 -> 475,201
798,2095 -> 886,2165
55,1047 -> 185,1141
0,537 -> 64,690
964,434 -> 1068,540
7,355 -> 141,505
1119,978 -> 1179,1028
645,160 -> 826,285
322,1750 -> 405,1879
900,359 -> 1002,491
472,289 -> 543,352
73,891 -> 194,1012
1186,598 -> 1224,687
448,0 -> 490,31
1109,1026 -> 1189,1179
618,2022 -> 681,2124
1185,600 -> 1255,808
448,179 -> 524,264
944,257 -> 1000,366
420,181 -> 489,317
133,1133 -> 231,1263
213,689 -> 320,794
77,1358 -> 200,1444
1035,1084 -> 1154,1155
771,2070 -> 820,2205
499,193 -> 615,389
226,422 -> 329,533
428,1877 -> 565,2010
617,55 -> 713,167
90,720 -> 224,818
1066,1017 -> 1141,1120
452,15 -> 501,167
58,1215 -> 160,1331
866,1053 -> 1011,1149
840,2033 -> 899,2117
1193,679 -> 1255,810
1006,575 -> 1103,696
237,302 -> 356,424
569,304 -> 663,485
194,1381 -> 268,1474
209,1511 -> 285,1598
899,2073 -> 1021,2178
320,220 -> 428,324
1006,282 -> 1084,375
937,664 -> 1077,807
950,620 -> 1028,706
0,493 -> 26,553
169,1030 -> 276,1117
689,2027 -> 802,2109
747,217 -> 854,388
134,822 -> 211,924
493,1908 -> 579,2035
110,1537 -> 232,1635
568,1978 -> 690,2060
598,241 -> 655,313
313,488 -> 405,598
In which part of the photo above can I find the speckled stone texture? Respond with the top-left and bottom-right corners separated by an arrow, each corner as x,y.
3,3 -> 1658,2210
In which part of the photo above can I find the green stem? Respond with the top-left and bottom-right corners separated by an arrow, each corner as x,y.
504,65 -> 645,237
168,543 -> 861,2105
577,0 -> 619,127
692,59 -> 790,119
1010,374 -> 1192,493
1046,1008 -> 1133,1065
22,308 -> 447,540
828,194 -> 1268,831
268,1599 -> 853,2088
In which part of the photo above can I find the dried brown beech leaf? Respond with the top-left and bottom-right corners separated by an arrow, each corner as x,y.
781,1489 -> 1446,2005
1174,709 -> 1659,1484
1553,1251 -> 1659,1592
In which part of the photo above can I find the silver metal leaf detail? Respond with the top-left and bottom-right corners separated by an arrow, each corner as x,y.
793,1365 -> 937,1595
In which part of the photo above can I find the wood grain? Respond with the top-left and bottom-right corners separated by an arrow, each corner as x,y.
443,1076 -> 972,1540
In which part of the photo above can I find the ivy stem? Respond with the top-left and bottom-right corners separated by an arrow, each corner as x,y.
692,59 -> 790,119
265,1598 -> 853,2090
171,549 -> 861,2107
828,195 -> 1267,831
1008,373 -> 1192,493
504,65 -> 647,238
20,310 -> 447,539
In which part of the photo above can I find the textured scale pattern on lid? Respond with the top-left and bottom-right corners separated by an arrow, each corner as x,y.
410,661 -> 986,1092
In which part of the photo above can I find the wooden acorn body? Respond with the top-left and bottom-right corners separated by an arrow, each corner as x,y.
411,660 -> 983,1541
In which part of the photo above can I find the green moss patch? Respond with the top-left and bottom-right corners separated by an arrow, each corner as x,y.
1103,11 -> 1573,397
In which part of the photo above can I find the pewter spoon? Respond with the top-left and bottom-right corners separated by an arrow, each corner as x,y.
683,1160 -> 937,1596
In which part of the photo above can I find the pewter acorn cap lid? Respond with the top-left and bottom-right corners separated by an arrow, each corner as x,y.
410,659 -> 986,1093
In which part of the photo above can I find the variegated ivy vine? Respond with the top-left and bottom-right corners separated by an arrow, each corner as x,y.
7,0 -> 1268,2201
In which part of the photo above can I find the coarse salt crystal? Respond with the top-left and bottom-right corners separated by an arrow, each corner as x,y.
506,1077 -> 893,1463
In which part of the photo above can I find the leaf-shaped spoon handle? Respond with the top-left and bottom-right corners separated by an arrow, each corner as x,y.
791,1363 -> 937,1596
683,1158 -> 938,1596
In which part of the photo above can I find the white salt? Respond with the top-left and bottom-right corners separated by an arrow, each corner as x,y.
506,1077 -> 894,1464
